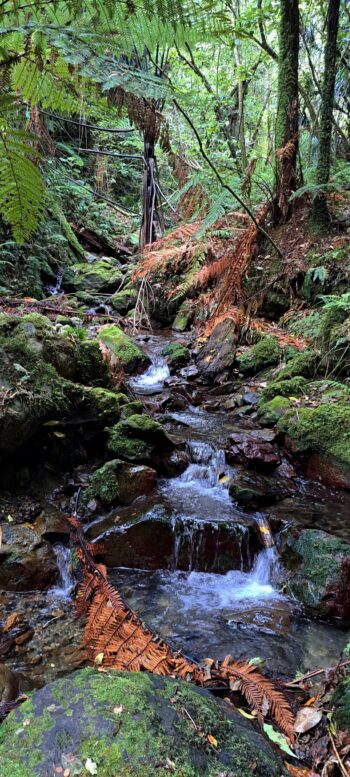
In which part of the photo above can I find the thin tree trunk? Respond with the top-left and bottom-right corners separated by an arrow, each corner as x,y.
139,134 -> 160,251
312,0 -> 341,231
274,0 -> 299,224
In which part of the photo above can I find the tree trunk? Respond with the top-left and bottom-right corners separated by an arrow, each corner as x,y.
274,0 -> 299,224
139,134 -> 162,251
312,0 -> 341,232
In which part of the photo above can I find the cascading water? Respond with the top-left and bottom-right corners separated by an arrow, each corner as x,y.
48,544 -> 74,599
131,357 -> 170,393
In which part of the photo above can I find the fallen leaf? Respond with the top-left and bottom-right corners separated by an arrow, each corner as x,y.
63,770 -> 70,777
263,724 -> 296,757
294,707 -> 322,734
304,697 -> 316,706
85,758 -> 98,775
207,734 -> 218,747
23,719 -> 30,727
238,708 -> 255,720
3,612 -> 19,632
113,705 -> 123,715
94,652 -> 104,666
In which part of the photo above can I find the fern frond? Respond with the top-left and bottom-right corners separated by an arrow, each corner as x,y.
0,99 -> 45,242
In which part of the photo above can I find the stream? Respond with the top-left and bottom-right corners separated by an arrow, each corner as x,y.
108,334 -> 349,676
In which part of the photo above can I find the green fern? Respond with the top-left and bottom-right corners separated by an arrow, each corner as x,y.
0,98 -> 45,243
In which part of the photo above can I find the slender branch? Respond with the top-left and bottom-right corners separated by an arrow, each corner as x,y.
39,110 -> 135,133
64,177 -> 140,216
173,99 -> 282,258
78,148 -> 144,160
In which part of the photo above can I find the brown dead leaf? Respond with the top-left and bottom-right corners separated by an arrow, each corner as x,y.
285,763 -> 318,776
3,612 -> 19,633
294,707 -> 322,734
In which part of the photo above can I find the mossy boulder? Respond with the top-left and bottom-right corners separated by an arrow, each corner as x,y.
161,342 -> 190,371
107,414 -> 175,471
260,376 -> 308,402
76,339 -> 112,387
0,669 -> 284,777
277,350 -> 318,379
333,675 -> 350,731
85,459 -> 157,506
69,259 -> 124,292
258,396 -> 292,425
172,301 -> 193,332
278,402 -> 350,488
98,325 -> 150,374
110,286 -> 137,313
237,336 -> 281,376
281,529 -> 350,619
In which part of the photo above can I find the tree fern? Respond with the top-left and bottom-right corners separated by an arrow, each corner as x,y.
0,98 -> 45,243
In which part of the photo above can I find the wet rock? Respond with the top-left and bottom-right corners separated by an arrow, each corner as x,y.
242,390 -> 260,405
223,394 -> 243,410
281,528 -> 350,620
0,523 -> 58,592
161,342 -> 190,371
229,472 -> 291,508
98,324 -> 150,374
180,364 -> 199,380
196,319 -> 238,381
0,668 -> 284,777
107,413 -> 176,472
34,504 -> 70,542
161,449 -> 190,477
86,459 -> 157,507
226,430 -> 280,471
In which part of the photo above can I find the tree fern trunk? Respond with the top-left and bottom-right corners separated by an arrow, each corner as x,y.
312,0 -> 341,232
274,0 -> 299,224
139,135 -> 161,251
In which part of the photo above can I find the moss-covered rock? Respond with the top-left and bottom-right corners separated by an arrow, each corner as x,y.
85,459 -> 157,506
76,339 -> 112,387
258,396 -> 291,425
99,325 -> 150,374
107,414 -> 175,470
0,522 -> 58,591
0,669 -> 284,777
69,259 -> 124,292
172,301 -> 193,332
162,342 -> 190,371
277,350 -> 318,379
196,320 -> 238,381
278,402 -> 350,465
260,376 -> 308,402
237,336 -> 281,376
82,388 -> 121,424
110,286 -> 137,313
281,529 -> 350,619
333,674 -> 350,731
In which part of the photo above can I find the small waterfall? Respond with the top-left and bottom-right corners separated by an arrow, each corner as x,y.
254,513 -> 275,549
130,355 -> 170,393
251,547 -> 279,586
181,441 -> 227,488
47,267 -> 64,296
49,544 -> 74,599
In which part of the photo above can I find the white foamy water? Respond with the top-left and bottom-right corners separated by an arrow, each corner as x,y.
48,544 -> 74,599
130,357 -> 170,392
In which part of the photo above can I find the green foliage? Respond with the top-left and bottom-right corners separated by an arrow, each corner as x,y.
0,98 -> 45,242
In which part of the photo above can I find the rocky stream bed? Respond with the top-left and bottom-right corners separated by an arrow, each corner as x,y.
1,263 -> 350,774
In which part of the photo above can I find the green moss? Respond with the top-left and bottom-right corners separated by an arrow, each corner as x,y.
120,400 -> 143,418
333,674 -> 350,731
258,395 -> 291,425
0,669 -> 283,777
107,426 -> 147,460
260,376 -> 308,402
123,414 -> 163,435
76,339 -> 112,387
86,459 -> 124,504
99,325 -> 148,374
172,302 -> 193,332
161,342 -> 190,369
70,260 -> 123,292
282,529 -> 350,612
278,402 -> 350,464
87,388 -> 121,424
21,312 -> 52,334
277,350 -> 318,379
110,287 -> 137,312
237,336 -> 281,375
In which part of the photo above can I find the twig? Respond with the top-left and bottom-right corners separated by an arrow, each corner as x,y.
329,727 -> 350,777
39,110 -> 135,133
173,99 -> 282,258
284,658 -> 350,686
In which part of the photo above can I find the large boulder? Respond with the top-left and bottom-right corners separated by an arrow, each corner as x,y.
107,413 -> 176,472
68,258 -> 123,292
86,459 -> 157,507
226,429 -> 280,471
196,320 -> 238,382
0,668 -> 284,777
98,324 -> 150,374
278,402 -> 350,489
281,528 -> 350,620
0,522 -> 58,591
